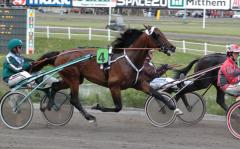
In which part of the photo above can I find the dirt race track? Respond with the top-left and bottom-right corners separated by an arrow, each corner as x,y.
0,108 -> 239,149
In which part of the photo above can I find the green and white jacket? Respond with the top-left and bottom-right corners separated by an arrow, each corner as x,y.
2,52 -> 31,83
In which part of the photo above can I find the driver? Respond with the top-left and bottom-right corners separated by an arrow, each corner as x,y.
218,44 -> 240,101
142,50 -> 183,115
2,38 -> 58,88
2,39 -> 32,86
143,50 -> 172,82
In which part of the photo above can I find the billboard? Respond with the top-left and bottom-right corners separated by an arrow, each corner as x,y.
0,8 -> 35,54
73,0 -> 116,7
231,0 -> 240,10
26,0 -> 72,7
168,0 -> 230,9
116,0 -> 168,8
0,8 -> 27,53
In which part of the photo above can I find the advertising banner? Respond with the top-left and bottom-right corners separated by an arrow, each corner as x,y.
12,0 -> 26,5
72,0 -> 117,7
116,0 -> 168,8
26,9 -> 35,54
168,0 -> 230,10
231,0 -> 240,10
27,0 -> 72,7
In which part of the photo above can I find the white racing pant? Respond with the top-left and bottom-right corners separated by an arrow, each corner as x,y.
225,82 -> 240,96
8,71 -> 58,88
8,71 -> 32,87
150,77 -> 192,90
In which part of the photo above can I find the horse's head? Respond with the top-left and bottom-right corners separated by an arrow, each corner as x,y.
144,25 -> 176,56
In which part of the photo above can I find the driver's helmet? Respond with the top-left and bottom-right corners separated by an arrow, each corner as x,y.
226,44 -> 240,56
7,38 -> 23,51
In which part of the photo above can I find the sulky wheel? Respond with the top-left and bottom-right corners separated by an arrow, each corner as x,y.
227,101 -> 240,140
176,92 -> 206,124
0,91 -> 33,129
40,91 -> 74,126
145,92 -> 176,127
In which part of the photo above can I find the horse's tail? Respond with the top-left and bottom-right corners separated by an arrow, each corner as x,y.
173,59 -> 199,79
31,51 -> 60,72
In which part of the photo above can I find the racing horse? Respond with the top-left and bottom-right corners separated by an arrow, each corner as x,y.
173,53 -> 228,111
32,25 -> 176,122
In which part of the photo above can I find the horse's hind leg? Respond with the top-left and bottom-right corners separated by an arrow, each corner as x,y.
42,80 -> 69,111
92,86 -> 122,112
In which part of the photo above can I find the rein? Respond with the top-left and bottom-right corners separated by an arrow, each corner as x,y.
181,63 -> 222,81
159,64 -> 222,90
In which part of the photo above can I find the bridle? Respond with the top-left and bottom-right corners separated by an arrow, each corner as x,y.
145,26 -> 171,56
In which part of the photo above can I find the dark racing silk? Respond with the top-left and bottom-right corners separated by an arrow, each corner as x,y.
143,59 -> 169,82
218,57 -> 240,90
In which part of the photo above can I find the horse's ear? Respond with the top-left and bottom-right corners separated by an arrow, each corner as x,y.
143,24 -> 148,29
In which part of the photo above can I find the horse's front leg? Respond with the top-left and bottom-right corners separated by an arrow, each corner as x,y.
67,79 -> 96,122
92,86 -> 122,112
216,87 -> 228,112
136,81 -> 176,110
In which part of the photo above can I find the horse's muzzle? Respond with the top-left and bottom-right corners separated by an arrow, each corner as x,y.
170,46 -> 176,53
162,46 -> 176,56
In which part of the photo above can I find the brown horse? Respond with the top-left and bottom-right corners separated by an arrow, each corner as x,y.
32,26 -> 176,122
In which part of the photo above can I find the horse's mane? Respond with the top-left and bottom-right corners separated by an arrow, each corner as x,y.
111,28 -> 144,53
37,51 -> 60,61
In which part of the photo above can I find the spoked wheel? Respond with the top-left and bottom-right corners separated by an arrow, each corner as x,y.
176,92 -> 206,124
40,91 -> 74,126
145,92 -> 176,127
227,101 -> 240,140
0,91 -> 33,129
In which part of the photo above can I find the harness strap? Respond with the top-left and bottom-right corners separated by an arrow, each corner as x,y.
109,49 -> 144,85
123,50 -> 144,84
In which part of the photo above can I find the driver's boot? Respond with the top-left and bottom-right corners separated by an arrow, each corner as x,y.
174,108 -> 183,115
40,88 -> 55,112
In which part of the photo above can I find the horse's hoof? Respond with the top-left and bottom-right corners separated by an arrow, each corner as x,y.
40,107 -> 46,112
91,104 -> 101,110
88,119 -> 96,124
47,106 -> 52,111
85,113 -> 96,122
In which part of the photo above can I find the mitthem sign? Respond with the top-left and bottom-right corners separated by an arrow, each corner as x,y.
27,0 -> 72,6
168,0 -> 230,9
231,0 -> 240,10
116,0 -> 168,8
72,0 -> 116,7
